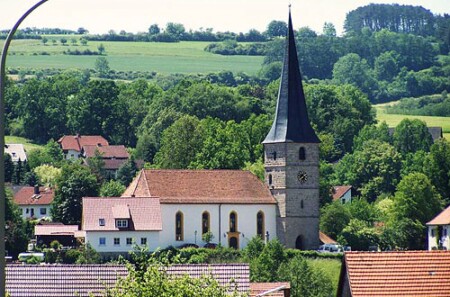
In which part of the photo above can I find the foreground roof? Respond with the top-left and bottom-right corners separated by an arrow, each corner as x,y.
58,135 -> 109,152
122,169 -> 276,204
14,187 -> 54,206
427,205 -> 450,226
262,11 -> 319,144
6,264 -> 128,297
250,282 -> 290,297
82,197 -> 162,231
339,251 -> 450,297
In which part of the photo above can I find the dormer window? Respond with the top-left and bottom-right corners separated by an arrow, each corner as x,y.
116,219 -> 128,228
99,218 -> 105,226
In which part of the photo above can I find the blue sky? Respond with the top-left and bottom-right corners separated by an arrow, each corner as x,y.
1,0 -> 448,35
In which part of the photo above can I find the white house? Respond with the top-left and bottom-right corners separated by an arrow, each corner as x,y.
427,205 -> 450,250
5,143 -> 27,162
81,170 -> 277,254
13,186 -> 54,220
332,186 -> 353,204
58,135 -> 109,160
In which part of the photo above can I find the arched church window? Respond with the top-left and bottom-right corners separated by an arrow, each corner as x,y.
257,211 -> 265,239
229,211 -> 238,233
202,211 -> 210,235
299,147 -> 306,160
175,211 -> 184,241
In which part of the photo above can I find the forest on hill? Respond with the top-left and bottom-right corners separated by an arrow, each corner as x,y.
3,3 -> 450,258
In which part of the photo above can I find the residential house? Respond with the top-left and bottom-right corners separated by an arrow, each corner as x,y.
337,251 -> 450,297
5,143 -> 27,162
82,144 -> 130,178
13,186 -> 54,219
34,223 -> 79,247
332,186 -> 352,204
427,205 -> 450,250
58,134 -> 108,160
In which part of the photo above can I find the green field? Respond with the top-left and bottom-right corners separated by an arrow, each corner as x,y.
307,258 -> 342,295
374,104 -> 450,140
1,39 -> 264,75
5,136 -> 44,152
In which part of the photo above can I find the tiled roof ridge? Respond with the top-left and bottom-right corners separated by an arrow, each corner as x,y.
144,168 -> 255,173
346,250 -> 450,254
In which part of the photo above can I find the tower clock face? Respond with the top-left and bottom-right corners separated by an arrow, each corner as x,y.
297,171 -> 308,183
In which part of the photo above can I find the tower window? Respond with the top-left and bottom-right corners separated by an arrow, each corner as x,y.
301,200 -> 304,209
202,211 -> 210,235
268,174 -> 273,185
257,211 -> 265,239
273,151 -> 277,160
299,147 -> 306,160
176,211 -> 184,241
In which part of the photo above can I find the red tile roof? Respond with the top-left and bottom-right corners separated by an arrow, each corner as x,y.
122,169 -> 276,204
34,225 -> 79,236
82,197 -> 162,231
249,282 -> 290,297
166,263 -> 250,294
340,251 -> 450,297
13,187 -> 54,206
82,145 -> 129,159
332,185 -> 352,201
6,264 -> 128,297
427,205 -> 450,225
58,135 -> 109,152
103,158 -> 128,170
319,231 -> 337,244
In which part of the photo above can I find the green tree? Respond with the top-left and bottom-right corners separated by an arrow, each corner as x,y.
338,219 -> 379,251
424,139 -> 450,202
148,24 -> 160,35
165,22 -> 185,39
34,164 -> 61,187
393,118 -> 433,154
266,20 -> 287,38
391,172 -> 444,249
60,37 -> 67,45
23,171 -> 40,186
41,36 -> 48,45
116,156 -> 138,186
319,201 -> 351,240
12,159 -> 23,185
353,122 -> 391,151
97,43 -> 105,55
75,244 -> 101,264
250,239 -> 286,282
94,57 -> 110,78
4,153 -> 14,183
374,51 -> 400,81
100,180 -> 126,197
86,149 -> 106,183
51,164 -> 99,225
322,22 -> 336,37
278,255 -> 333,297
5,189 -> 28,258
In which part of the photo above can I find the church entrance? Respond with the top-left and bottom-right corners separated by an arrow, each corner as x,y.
295,236 -> 303,250
229,236 -> 239,249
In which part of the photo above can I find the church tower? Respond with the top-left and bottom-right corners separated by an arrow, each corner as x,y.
263,10 -> 320,250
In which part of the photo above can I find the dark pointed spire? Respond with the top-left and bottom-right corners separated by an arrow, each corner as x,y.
263,9 -> 320,144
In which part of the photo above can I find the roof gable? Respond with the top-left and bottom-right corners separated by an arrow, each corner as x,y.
14,187 -> 54,206
58,135 -> 109,152
427,205 -> 450,225
82,197 -> 162,231
340,251 -> 450,297
332,186 -> 352,201
5,144 -> 27,162
122,169 -> 276,204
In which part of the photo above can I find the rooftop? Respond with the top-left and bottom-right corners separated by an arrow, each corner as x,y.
122,169 -> 276,204
14,186 -> 54,206
58,135 -> 109,152
427,205 -> 450,226
82,144 -> 129,159
332,185 -> 352,201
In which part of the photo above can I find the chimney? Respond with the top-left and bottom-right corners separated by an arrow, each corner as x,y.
34,185 -> 40,195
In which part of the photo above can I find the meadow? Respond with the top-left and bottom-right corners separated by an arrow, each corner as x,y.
374,103 -> 450,140
2,39 -> 264,74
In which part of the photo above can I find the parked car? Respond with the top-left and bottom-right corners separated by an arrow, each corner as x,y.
177,243 -> 199,249
317,244 -> 343,253
204,243 -> 218,249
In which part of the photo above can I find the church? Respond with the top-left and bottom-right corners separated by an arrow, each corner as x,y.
79,11 -> 320,254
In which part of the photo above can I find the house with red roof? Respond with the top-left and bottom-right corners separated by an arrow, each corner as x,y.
332,186 -> 352,204
58,134 -> 109,160
427,205 -> 450,250
337,251 -> 450,297
82,144 -> 130,178
13,186 -> 54,219
34,223 -> 79,247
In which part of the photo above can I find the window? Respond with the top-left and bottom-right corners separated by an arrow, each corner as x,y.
176,211 -> 184,241
444,229 -> 448,237
202,211 -> 210,234
30,209 -> 34,217
126,238 -> 133,245
116,219 -> 128,228
99,218 -> 105,226
299,147 -> 306,160
301,200 -> 304,209
268,174 -> 272,185
141,237 -> 147,245
40,208 -> 47,215
26,208 -> 29,214
257,211 -> 265,239
431,229 -> 435,237
273,151 -> 277,160
99,237 -> 106,245
229,211 -> 238,233
114,238 -> 120,245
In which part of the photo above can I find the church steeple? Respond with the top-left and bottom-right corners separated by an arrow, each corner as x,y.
263,10 -> 319,144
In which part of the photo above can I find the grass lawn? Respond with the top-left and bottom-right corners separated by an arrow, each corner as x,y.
5,136 -> 44,152
374,104 -> 450,140
1,39 -> 264,75
306,258 -> 342,295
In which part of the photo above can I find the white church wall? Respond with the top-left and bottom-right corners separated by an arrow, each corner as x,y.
160,204 -> 276,249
